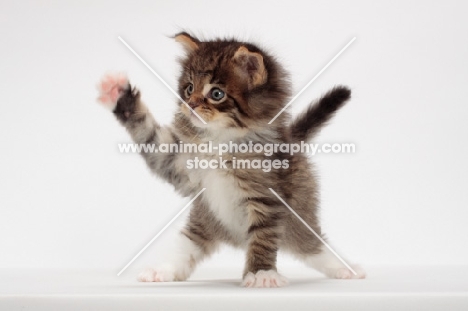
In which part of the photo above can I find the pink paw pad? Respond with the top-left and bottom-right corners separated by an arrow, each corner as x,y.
137,267 -> 176,283
241,270 -> 289,288
335,265 -> 366,279
97,73 -> 129,110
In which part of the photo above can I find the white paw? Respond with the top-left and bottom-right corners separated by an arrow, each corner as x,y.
137,266 -> 176,282
97,72 -> 129,110
241,270 -> 289,288
334,264 -> 366,279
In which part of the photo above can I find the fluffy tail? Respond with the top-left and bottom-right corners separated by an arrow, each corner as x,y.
290,86 -> 351,141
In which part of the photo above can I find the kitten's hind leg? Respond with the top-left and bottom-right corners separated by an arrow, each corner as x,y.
303,245 -> 366,279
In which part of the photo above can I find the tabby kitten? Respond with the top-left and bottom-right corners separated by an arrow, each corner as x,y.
97,32 -> 365,287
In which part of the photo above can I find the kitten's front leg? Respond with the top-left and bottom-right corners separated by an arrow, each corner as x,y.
137,232 -> 205,282
138,202 -> 220,282
97,73 -> 157,138
242,202 -> 288,288
97,73 -> 191,190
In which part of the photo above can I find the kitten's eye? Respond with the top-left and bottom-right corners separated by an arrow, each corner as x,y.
185,84 -> 194,97
210,88 -> 225,101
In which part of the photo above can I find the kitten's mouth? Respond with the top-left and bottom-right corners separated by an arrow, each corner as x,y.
187,108 -> 207,126
189,109 -> 200,119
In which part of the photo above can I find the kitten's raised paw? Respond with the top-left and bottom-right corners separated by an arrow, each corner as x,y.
241,270 -> 289,288
97,72 -> 129,110
334,265 -> 366,279
137,267 -> 176,282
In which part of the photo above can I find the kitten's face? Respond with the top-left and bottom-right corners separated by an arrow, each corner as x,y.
178,49 -> 244,129
175,33 -> 290,133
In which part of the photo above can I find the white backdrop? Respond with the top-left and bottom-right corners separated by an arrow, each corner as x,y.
1,0 -> 467,273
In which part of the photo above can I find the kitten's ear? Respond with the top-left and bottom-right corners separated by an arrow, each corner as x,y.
232,46 -> 267,89
174,32 -> 199,53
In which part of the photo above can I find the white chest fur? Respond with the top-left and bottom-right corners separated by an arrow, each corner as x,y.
184,161 -> 249,244
202,169 -> 249,243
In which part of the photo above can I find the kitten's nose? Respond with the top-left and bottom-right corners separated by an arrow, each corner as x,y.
188,96 -> 203,109
188,101 -> 199,109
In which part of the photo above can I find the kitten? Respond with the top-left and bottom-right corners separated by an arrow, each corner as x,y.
97,32 -> 365,287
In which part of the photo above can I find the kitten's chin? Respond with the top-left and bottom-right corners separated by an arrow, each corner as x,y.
188,111 -> 210,128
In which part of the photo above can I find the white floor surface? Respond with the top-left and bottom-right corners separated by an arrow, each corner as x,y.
1,265 -> 468,310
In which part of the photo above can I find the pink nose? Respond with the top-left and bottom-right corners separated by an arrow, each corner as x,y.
188,101 -> 200,109
188,95 -> 205,109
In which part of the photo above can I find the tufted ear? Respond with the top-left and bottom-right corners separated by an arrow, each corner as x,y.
232,46 -> 267,89
174,32 -> 199,53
